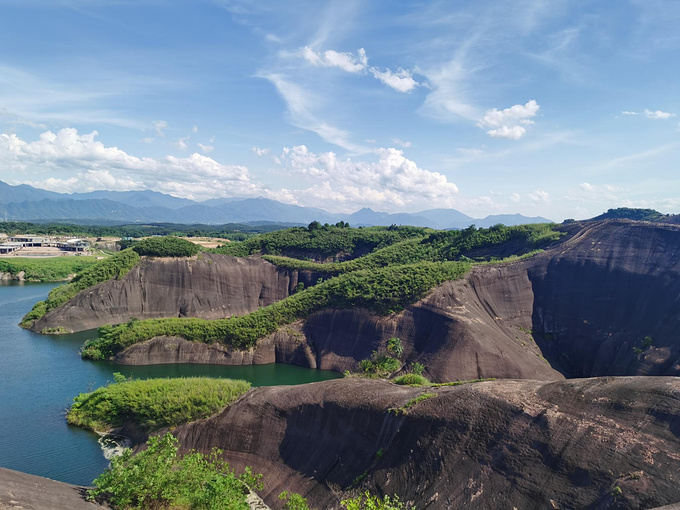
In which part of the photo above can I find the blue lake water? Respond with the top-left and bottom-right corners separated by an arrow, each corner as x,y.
0,281 -> 339,485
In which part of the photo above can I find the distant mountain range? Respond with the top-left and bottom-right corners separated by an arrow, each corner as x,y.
0,181 -> 552,229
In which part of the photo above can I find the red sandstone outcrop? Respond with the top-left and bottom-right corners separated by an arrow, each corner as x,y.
172,376 -> 680,510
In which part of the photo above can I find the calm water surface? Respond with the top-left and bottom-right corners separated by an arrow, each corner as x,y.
0,281 -> 339,485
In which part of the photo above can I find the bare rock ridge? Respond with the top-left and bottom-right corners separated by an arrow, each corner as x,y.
172,377 -> 680,510
0,467 -> 104,509
32,253 -> 318,333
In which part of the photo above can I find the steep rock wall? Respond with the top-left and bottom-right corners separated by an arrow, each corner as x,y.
172,377 -> 680,510
32,254 -> 316,333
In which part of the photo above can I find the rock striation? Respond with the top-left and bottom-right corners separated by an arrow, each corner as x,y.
35,219 -> 680,382
172,376 -> 680,510
32,253 -> 317,333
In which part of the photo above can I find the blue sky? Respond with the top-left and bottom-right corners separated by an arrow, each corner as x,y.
0,0 -> 678,220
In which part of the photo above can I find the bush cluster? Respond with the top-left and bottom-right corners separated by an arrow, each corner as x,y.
89,433 -> 259,510
263,223 -> 560,275
215,224 -> 428,259
131,236 -> 202,257
67,376 -> 251,432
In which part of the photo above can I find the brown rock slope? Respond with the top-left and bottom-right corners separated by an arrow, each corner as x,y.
172,377 -> 680,510
32,253 -> 317,333
116,220 -> 680,382
0,468 -> 104,510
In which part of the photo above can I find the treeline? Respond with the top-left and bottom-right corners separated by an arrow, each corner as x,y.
21,249 -> 140,328
81,261 -> 471,360
263,223 -> 561,275
130,236 -> 202,257
214,223 -> 428,259
0,256 -> 98,281
0,220 -> 291,240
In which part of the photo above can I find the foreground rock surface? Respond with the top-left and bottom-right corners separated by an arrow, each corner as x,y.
172,377 -> 680,510
0,468 -> 105,509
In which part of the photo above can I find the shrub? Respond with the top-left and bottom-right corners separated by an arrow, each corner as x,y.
342,491 -> 412,510
387,337 -> 404,359
132,236 -> 201,257
410,362 -> 425,376
67,377 -> 251,432
392,374 -> 429,387
89,433 -> 258,510
279,491 -> 311,510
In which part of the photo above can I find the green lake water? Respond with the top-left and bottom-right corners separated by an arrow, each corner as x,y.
0,281 -> 340,485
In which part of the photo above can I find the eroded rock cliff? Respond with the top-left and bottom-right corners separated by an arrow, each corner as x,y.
172,377 -> 680,510
32,253 -> 317,333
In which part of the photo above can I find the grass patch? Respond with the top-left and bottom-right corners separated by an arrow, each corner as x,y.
67,376 -> 250,432
0,256 -> 99,282
392,373 -> 430,387
81,261 -> 471,360
20,249 -> 140,328
390,392 -> 436,416
429,378 -> 496,387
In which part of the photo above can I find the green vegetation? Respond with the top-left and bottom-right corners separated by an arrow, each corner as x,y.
592,207 -> 668,222
392,373 -> 430,386
643,336 -> 654,348
89,432 -> 260,510
263,223 -> 561,275
279,491 -> 312,510
429,378 -> 495,387
67,377 -> 250,432
390,392 -> 436,415
215,223 -> 428,259
131,236 -> 202,257
0,256 -> 99,282
20,249 -> 140,328
0,220 -> 289,240
74,223 -> 562,361
81,261 -> 471,360
342,492 -> 412,510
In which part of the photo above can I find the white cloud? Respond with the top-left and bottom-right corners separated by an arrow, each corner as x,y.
209,136 -> 216,143
529,190 -> 549,202
139,137 -> 154,144
621,111 -> 638,115
644,109 -> 675,120
174,136 -> 190,150
486,125 -> 527,140
153,120 -> 168,137
262,73 -> 364,151
478,100 -> 540,140
370,67 -> 419,93
251,146 -> 270,156
198,143 -> 214,153
509,192 -> 520,202
392,138 -> 412,148
274,145 -> 458,211
0,128 -> 261,201
302,46 -> 368,73
579,182 -> 594,192
192,125 -> 199,133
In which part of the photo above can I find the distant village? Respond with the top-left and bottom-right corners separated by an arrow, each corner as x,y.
0,235 -> 91,256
